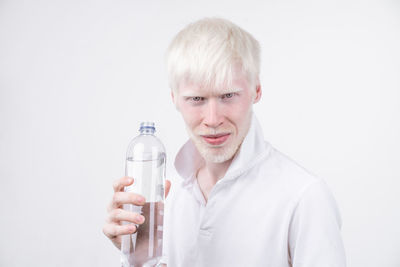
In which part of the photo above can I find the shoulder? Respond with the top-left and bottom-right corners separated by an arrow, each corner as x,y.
255,144 -> 340,212
268,147 -> 342,225
293,178 -> 342,226
256,144 -> 321,190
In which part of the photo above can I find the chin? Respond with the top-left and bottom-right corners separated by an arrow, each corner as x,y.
205,153 -> 234,164
196,140 -> 241,164
186,125 -> 244,164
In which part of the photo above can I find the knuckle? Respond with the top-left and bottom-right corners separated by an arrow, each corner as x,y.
112,208 -> 123,221
112,192 -> 121,205
112,179 -> 119,192
103,224 -> 113,237
107,200 -> 114,213
113,181 -> 118,191
108,209 -> 116,221
110,225 -> 120,237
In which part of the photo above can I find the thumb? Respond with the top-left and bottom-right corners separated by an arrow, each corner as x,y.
165,180 -> 171,198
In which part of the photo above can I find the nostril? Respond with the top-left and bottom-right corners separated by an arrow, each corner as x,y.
203,121 -> 223,129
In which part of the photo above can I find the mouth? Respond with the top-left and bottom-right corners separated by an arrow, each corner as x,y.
201,133 -> 231,146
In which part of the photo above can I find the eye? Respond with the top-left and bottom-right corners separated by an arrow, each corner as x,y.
191,96 -> 204,102
221,93 -> 235,100
186,96 -> 205,103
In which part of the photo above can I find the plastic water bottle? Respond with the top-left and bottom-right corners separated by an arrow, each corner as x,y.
121,122 -> 166,267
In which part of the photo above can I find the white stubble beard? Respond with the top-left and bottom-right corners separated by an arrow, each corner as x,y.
185,117 -> 251,164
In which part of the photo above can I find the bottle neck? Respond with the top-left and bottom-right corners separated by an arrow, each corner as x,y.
140,129 -> 155,135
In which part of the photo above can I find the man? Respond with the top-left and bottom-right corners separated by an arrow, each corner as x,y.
103,18 -> 346,266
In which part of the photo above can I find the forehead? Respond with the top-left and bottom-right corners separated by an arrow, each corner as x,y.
178,72 -> 251,96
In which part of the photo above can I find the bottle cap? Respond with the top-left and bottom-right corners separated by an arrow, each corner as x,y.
139,122 -> 156,133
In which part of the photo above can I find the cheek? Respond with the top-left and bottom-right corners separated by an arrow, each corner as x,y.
229,97 -> 253,116
226,97 -> 253,129
179,103 -> 202,128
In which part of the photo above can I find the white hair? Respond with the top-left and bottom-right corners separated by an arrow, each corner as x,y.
166,17 -> 261,92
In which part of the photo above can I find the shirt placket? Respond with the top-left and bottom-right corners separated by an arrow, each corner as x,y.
194,178 -> 230,238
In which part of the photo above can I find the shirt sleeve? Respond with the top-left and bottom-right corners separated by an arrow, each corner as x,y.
288,180 -> 347,267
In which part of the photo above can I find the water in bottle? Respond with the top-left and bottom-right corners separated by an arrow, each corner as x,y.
121,122 -> 166,267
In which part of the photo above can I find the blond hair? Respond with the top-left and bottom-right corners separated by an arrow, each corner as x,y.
166,17 -> 261,92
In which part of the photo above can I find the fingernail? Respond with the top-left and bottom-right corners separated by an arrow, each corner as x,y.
139,215 -> 145,223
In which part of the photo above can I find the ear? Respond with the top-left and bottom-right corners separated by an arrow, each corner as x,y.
253,83 -> 262,104
171,90 -> 175,103
171,90 -> 180,111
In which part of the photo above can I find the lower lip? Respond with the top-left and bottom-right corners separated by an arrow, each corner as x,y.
202,134 -> 230,145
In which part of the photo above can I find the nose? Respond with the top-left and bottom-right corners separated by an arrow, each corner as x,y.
203,99 -> 223,129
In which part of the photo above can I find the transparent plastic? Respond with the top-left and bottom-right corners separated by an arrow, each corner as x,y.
121,122 -> 166,267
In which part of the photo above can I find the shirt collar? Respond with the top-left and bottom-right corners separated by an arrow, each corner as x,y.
174,113 -> 272,186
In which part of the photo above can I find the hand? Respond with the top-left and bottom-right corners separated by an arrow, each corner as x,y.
102,176 -> 171,249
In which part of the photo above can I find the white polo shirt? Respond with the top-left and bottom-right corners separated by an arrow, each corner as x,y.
161,115 -> 346,267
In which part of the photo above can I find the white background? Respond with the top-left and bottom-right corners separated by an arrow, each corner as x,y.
1,0 -> 399,266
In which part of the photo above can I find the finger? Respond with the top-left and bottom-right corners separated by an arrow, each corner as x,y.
110,192 -> 146,210
113,176 -> 134,192
102,223 -> 137,239
165,180 -> 171,198
109,208 -> 145,225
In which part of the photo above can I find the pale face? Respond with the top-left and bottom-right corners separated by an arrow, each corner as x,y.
173,72 -> 261,163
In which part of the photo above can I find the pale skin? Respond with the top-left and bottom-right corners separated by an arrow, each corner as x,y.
173,72 -> 262,201
102,176 -> 171,250
103,70 -> 261,266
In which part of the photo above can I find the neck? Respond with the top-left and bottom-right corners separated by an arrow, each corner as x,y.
196,156 -> 234,203
201,157 -> 233,184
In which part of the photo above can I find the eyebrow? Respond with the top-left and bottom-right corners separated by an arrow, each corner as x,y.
181,88 -> 243,97
181,91 -> 202,97
218,88 -> 243,95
